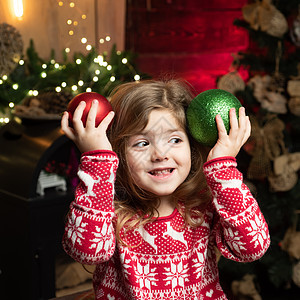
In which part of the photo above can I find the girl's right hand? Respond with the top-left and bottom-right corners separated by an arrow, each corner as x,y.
61,100 -> 114,153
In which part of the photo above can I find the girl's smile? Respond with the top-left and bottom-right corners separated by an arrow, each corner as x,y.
126,109 -> 191,207
148,168 -> 174,177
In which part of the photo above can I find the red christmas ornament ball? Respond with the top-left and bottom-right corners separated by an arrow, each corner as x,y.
67,92 -> 113,127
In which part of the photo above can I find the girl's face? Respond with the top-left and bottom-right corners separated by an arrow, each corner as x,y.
126,109 -> 191,201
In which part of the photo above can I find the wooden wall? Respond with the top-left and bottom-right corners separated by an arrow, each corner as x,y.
0,0 -> 126,62
126,0 -> 248,93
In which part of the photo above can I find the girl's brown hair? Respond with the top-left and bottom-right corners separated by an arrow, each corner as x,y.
108,79 -> 211,243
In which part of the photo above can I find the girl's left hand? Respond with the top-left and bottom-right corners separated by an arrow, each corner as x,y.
207,107 -> 251,161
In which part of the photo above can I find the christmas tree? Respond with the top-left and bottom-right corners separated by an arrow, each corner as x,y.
217,1 -> 300,299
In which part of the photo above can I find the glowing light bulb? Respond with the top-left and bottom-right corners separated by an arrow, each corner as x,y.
99,38 -> 105,44
110,76 -> 116,82
58,1 -> 63,6
55,86 -> 62,92
12,84 -> 19,90
81,37 -> 87,44
70,2 -> 75,8
86,45 -> 92,51
76,59 -> 81,64
19,59 -> 24,65
86,87 -> 92,92
51,59 -> 55,64
97,55 -> 104,65
9,102 -> 15,108
78,80 -> 84,86
13,0 -> 23,18
54,63 -> 60,69
69,30 -> 74,36
65,48 -> 70,53
95,70 -> 100,75
0,80 -> 3,84
93,76 -> 99,82
33,90 -> 39,96
61,82 -> 67,87
42,64 -> 47,69
2,75 -> 8,80
82,14 -> 87,20
4,117 -> 9,124
67,19 -> 72,25
107,65 -> 112,71
105,36 -> 111,41
41,72 -> 47,78
134,74 -> 141,81
122,58 -> 128,64
72,85 -> 78,91
73,21 -> 78,26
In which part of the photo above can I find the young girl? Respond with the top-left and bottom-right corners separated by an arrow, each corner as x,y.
61,79 -> 270,300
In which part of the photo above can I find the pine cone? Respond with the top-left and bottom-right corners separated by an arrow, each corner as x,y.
37,91 -> 73,114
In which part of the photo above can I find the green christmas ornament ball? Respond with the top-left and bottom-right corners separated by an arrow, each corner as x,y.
186,89 -> 242,147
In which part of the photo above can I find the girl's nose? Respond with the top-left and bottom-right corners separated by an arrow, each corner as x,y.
150,144 -> 168,162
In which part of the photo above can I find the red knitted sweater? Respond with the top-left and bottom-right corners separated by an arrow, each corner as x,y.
62,150 -> 270,300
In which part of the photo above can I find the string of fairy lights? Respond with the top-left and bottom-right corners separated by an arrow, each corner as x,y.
56,0 -> 140,84
0,0 -> 141,125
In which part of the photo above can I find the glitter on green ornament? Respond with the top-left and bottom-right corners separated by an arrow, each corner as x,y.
186,89 -> 242,147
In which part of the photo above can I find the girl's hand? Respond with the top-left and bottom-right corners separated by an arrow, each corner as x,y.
61,100 -> 114,153
207,107 -> 251,161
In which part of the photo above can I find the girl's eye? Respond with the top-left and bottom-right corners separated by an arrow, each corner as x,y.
134,141 -> 149,148
170,138 -> 182,144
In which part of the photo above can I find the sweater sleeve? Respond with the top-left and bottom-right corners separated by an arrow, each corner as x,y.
62,150 -> 119,265
203,156 -> 270,262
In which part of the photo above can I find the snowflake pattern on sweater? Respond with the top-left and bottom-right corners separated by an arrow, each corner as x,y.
62,151 -> 270,300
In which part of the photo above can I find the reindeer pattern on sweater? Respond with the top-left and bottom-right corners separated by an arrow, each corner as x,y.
63,150 -> 270,300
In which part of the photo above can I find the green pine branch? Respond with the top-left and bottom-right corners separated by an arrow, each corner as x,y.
0,39 -> 149,112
